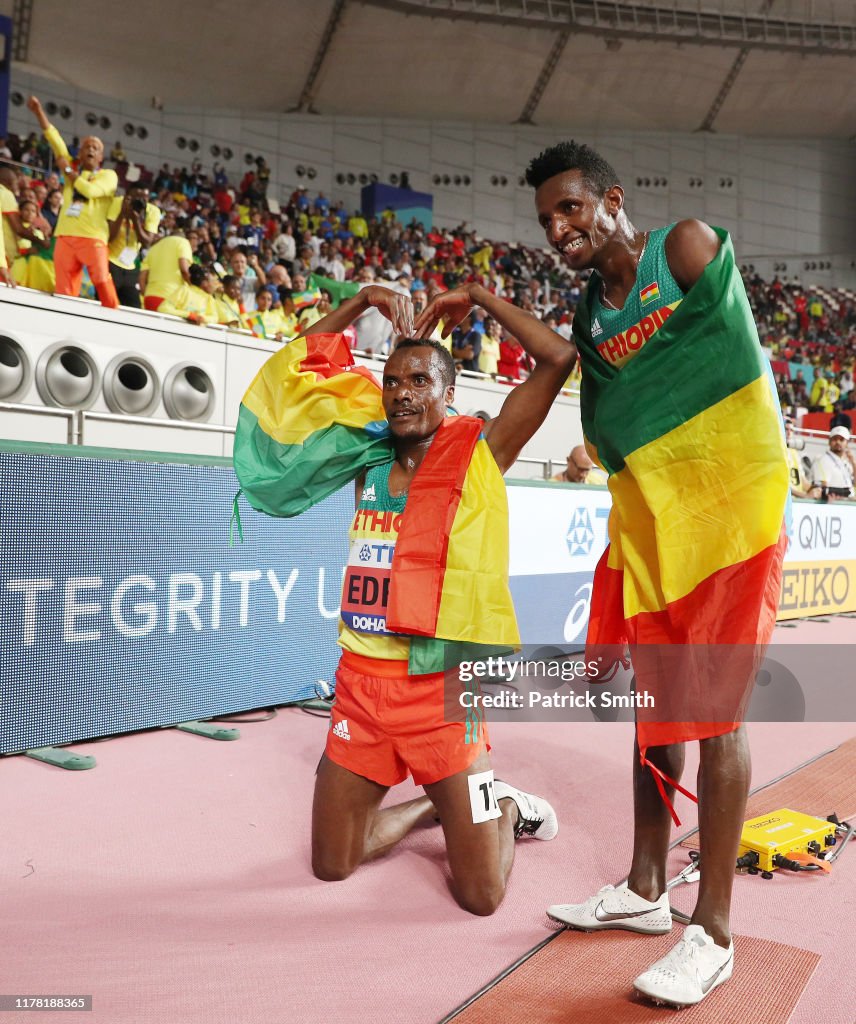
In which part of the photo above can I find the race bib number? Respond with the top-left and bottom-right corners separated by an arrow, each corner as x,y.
341,537 -> 396,634
468,770 -> 501,823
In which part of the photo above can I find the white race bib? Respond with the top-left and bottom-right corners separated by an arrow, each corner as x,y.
467,769 -> 501,824
341,531 -> 398,635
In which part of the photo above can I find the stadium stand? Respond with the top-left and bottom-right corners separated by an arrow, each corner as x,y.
3,145 -> 855,433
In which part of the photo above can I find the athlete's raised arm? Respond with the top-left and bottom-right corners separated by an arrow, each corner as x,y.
414,283 -> 575,473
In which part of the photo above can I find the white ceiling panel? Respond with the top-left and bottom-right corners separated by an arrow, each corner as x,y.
311,4 -> 554,122
14,0 -> 332,111
0,0 -> 852,138
536,36 -> 741,133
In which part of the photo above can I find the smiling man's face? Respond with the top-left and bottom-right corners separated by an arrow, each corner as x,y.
534,168 -> 622,271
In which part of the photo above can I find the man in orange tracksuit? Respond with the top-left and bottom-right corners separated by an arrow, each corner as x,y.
27,95 -> 119,308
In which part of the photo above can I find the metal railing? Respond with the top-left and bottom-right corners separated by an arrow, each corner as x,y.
0,401 -> 76,443
516,454 -> 563,479
5,404 -> 831,482
76,410 -> 236,447
372,0 -> 856,53
0,402 -> 236,448
1,401 -> 570,476
0,155 -> 53,178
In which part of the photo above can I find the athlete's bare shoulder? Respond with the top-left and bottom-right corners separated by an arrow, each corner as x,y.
664,219 -> 721,293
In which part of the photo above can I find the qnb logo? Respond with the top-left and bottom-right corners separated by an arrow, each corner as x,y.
566,508 -> 595,556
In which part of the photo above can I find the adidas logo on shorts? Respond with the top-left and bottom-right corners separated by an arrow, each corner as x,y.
332,719 -> 351,741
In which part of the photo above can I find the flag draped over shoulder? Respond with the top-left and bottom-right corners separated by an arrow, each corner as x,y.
233,333 -> 519,671
386,417 -> 520,674
573,229 -> 789,816
234,333 -> 393,518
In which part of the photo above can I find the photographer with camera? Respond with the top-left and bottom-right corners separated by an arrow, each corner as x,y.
784,415 -> 818,499
810,426 -> 856,502
107,184 -> 161,308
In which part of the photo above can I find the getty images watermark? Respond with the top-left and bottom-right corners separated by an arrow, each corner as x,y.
457,655 -> 654,711
442,644 -> 856,725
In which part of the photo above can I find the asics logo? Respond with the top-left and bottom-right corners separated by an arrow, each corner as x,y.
593,902 -> 657,922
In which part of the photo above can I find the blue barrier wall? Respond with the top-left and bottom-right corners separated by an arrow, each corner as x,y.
3,443 -> 846,753
1,443 -> 608,753
0,444 -> 350,753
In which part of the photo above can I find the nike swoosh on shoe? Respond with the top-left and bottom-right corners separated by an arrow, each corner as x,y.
593,902 -> 661,923
698,953 -> 734,994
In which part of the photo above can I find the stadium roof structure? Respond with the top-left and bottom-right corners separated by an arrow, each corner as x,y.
3,0 -> 855,137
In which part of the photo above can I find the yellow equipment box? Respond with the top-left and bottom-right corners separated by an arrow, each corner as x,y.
738,808 -> 836,871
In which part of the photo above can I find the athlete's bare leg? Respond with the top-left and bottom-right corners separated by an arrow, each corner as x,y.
313,750 -> 522,916
690,726 -> 750,947
311,755 -> 436,881
624,729 -> 748,948
423,749 -> 519,916
626,737 -> 686,902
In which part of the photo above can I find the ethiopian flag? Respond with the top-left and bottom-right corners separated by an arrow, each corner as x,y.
292,286 -> 323,312
309,273 -> 360,309
639,281 -> 659,305
573,229 -> 789,812
233,333 -> 519,673
234,333 -> 393,517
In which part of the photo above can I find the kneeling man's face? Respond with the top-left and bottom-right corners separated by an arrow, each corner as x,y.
382,348 -> 454,442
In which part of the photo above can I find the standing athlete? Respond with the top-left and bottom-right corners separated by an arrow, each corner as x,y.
526,142 -> 788,1006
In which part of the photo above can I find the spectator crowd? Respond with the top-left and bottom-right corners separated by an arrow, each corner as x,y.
1,100 -> 854,499
749,275 -> 856,502
0,99 -> 582,386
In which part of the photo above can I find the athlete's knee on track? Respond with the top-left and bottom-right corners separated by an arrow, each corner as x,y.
312,854 -> 357,883
454,877 -> 506,917
311,843 -> 359,883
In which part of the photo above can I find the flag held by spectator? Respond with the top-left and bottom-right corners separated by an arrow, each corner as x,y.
291,286 -> 323,311
309,273 -> 359,309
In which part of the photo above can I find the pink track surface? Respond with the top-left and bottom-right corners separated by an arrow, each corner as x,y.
1,618 -> 853,1024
